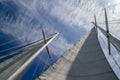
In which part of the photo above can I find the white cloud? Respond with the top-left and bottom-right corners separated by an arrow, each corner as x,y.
0,0 -> 120,79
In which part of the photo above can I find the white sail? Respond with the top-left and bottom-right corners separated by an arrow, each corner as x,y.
37,28 -> 118,80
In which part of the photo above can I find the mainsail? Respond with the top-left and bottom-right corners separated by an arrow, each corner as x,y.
37,28 -> 119,80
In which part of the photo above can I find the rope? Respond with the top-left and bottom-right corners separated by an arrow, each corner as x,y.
98,28 -> 120,69
109,32 -> 120,40
0,36 -> 26,47
0,30 -> 55,47
31,50 -> 44,80
0,38 -> 43,56
0,42 -> 43,62
97,20 -> 120,24
0,38 -> 19,47
0,33 -> 55,54
41,55 -> 49,73
0,43 -> 42,79
30,33 -> 58,80
31,49 -> 50,80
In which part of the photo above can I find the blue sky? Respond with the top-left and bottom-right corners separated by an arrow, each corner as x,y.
0,0 -> 120,79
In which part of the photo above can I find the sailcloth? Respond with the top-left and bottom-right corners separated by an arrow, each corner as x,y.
37,27 -> 118,80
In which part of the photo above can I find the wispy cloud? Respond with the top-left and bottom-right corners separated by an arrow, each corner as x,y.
0,0 -> 120,55
0,0 -> 73,58
0,0 -> 120,79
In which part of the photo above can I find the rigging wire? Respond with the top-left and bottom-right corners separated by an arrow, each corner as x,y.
0,40 -> 44,62
41,55 -> 50,73
98,23 -> 120,37
0,36 -> 27,47
13,46 -> 41,79
30,50 -> 45,80
97,20 -> 120,24
95,2 -> 120,26
98,28 -> 120,68
0,38 -> 44,56
108,20 -> 120,23
30,33 -> 58,79
8,32 -> 59,80
110,32 -> 120,40
0,38 -> 19,47
0,33 -> 56,61
0,43 -> 42,79
94,22 -> 120,38
98,22 -> 120,24
0,33 -> 55,55
0,38 -> 41,53
31,51 -> 50,80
